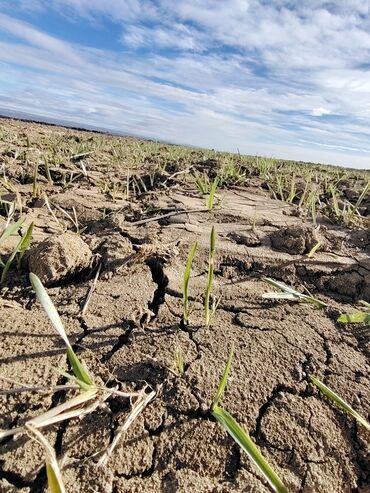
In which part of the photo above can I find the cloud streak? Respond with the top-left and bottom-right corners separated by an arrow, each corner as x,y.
0,2 -> 369,168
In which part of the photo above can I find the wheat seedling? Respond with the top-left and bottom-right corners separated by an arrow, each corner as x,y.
1,222 -> 33,283
26,424 -> 66,493
175,346 -> 185,376
262,278 -> 327,309
0,217 -> 25,246
207,176 -> 219,210
310,375 -> 370,431
1,274 -> 154,461
30,272 -> 94,389
182,242 -> 198,325
42,156 -> 53,184
307,241 -> 322,258
337,300 -> 370,324
205,226 -> 216,327
211,349 -> 290,493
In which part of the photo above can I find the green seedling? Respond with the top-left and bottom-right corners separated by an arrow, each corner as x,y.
337,300 -> 370,324
287,174 -> 297,203
205,226 -> 216,327
32,162 -> 41,199
193,171 -> 210,195
175,346 -> 185,376
43,156 -> 53,184
183,242 -> 198,325
211,349 -> 290,493
1,222 -> 33,283
345,180 -> 370,224
330,186 -> 342,219
207,176 -> 219,210
0,217 -> 25,247
26,424 -> 65,493
307,241 -> 322,258
262,278 -> 327,309
310,375 -> 370,431
1,275 -> 155,465
29,273 -> 94,389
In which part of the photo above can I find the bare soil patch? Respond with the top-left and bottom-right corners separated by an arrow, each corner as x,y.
0,118 -> 369,492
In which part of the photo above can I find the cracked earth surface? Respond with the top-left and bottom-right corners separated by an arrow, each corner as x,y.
0,119 -> 369,492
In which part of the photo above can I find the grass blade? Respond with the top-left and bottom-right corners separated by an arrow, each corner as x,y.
337,312 -> 370,324
212,405 -> 290,493
211,349 -> 289,492
213,347 -> 233,407
359,300 -> 370,309
175,346 -> 185,375
0,217 -> 25,246
207,176 -> 219,210
310,375 -> 370,431
1,222 -> 33,282
182,242 -> 198,324
17,221 -> 34,269
262,278 -> 327,309
29,273 -> 94,389
205,226 -> 216,326
26,424 -> 66,493
307,241 -> 322,258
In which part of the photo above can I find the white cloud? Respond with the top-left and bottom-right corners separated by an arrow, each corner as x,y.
0,3 -> 369,168
311,108 -> 331,117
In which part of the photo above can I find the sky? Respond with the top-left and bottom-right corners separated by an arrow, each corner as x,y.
0,1 -> 370,169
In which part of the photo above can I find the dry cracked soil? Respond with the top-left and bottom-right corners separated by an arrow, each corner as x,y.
0,118 -> 369,493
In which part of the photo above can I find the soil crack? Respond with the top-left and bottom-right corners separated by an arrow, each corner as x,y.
146,258 -> 169,319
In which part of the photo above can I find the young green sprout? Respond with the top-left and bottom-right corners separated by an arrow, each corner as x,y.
175,346 -> 185,376
1,222 -> 33,283
211,349 -> 290,493
337,300 -> 370,324
310,376 -> 370,431
26,424 -> 66,493
262,278 -> 327,309
183,242 -> 198,325
307,241 -> 322,259
29,272 -> 94,390
207,176 -> 219,210
205,226 -> 216,327
0,217 -> 25,246
0,273 -> 155,466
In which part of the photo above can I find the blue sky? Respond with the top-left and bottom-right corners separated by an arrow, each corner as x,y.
0,1 -> 370,169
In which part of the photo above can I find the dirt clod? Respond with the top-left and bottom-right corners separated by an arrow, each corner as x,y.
270,225 -> 324,254
28,232 -> 92,283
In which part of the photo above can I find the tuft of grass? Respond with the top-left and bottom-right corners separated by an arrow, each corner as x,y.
345,180 -> 370,225
182,242 -> 198,325
211,349 -> 290,493
310,375 -> 370,431
262,278 -> 327,309
193,171 -> 210,195
204,226 -> 216,327
29,273 -> 94,390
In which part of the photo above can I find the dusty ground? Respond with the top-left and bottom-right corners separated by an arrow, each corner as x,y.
0,117 -> 369,492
